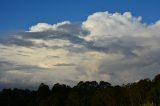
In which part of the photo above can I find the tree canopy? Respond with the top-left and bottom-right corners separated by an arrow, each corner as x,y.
1,74 -> 160,106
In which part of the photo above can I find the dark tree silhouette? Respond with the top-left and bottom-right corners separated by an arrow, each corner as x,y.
1,74 -> 160,106
37,83 -> 50,97
99,81 -> 111,88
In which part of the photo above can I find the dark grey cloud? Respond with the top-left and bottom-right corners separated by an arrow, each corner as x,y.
0,22 -> 140,57
13,64 -> 47,71
0,61 -> 13,67
54,63 -> 76,67
0,36 -> 34,47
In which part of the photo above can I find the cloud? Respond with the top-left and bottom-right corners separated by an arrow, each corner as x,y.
0,11 -> 160,89
29,21 -> 71,32
54,63 -> 76,66
82,11 -> 160,84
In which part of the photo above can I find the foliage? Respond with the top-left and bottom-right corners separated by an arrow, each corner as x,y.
1,74 -> 160,106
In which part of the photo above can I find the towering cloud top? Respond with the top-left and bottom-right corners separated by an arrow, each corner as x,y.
83,12 -> 142,40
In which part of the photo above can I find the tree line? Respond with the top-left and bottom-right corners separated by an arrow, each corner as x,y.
1,74 -> 160,106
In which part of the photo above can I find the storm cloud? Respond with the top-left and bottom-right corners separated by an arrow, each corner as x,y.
0,11 -> 160,89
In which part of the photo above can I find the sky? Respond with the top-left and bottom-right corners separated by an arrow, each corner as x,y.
0,0 -> 160,31
0,0 -> 160,89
